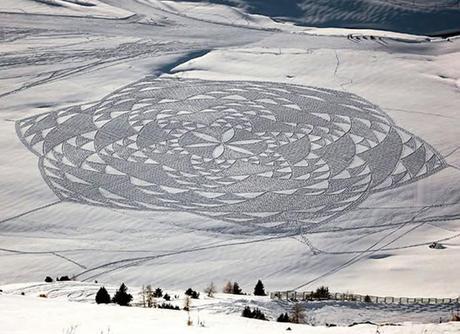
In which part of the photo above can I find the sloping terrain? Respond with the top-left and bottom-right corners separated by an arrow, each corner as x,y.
2,281 -> 460,325
164,0 -> 460,35
1,0 -> 134,18
0,0 -> 459,306
2,292 -> 460,333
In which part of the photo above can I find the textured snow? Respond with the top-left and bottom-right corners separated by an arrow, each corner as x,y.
1,281 -> 460,330
0,0 -> 459,318
159,0 -> 460,35
0,0 -> 134,19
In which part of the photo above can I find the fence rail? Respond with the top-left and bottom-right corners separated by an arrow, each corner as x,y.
270,291 -> 460,305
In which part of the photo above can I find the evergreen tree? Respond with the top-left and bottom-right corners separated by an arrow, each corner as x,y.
232,282 -> 243,295
112,283 -> 133,306
153,288 -> 163,298
185,288 -> 200,299
277,313 -> 290,322
241,306 -> 267,320
242,306 -> 253,318
163,293 -> 171,301
254,280 -> 266,296
95,287 -> 111,304
312,286 -> 330,299
252,308 -> 267,320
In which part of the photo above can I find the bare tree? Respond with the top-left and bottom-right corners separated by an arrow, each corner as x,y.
184,295 -> 192,311
184,296 -> 193,326
290,303 -> 306,324
145,285 -> 154,308
204,282 -> 217,298
140,285 -> 146,307
223,281 -> 233,294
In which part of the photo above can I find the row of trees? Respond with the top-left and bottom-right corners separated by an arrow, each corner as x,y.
96,281 -> 307,324
222,280 -> 266,296
95,279 -> 268,308
242,303 -> 306,324
95,284 -> 133,306
277,303 -> 306,324
241,307 -> 267,320
45,275 -> 71,283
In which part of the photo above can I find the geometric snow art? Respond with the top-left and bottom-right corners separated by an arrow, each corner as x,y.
16,78 -> 445,232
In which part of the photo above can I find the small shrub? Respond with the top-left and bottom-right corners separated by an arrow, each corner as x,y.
158,302 -> 180,310
185,288 -> 200,299
95,287 -> 111,304
277,313 -> 290,322
57,275 -> 71,282
290,303 -> 306,324
451,311 -> 460,321
312,286 -> 330,299
44,276 -> 53,283
39,293 -> 47,298
204,282 -> 217,297
163,293 -> 171,301
232,282 -> 243,295
241,306 -> 267,320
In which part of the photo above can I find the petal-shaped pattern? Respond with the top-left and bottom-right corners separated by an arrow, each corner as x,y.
16,77 -> 445,232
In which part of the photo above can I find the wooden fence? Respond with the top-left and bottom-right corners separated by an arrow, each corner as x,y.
270,291 -> 460,305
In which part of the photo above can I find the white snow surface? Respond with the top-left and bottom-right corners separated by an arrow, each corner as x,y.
0,0 -> 134,19
0,0 -> 459,319
1,281 -> 460,332
3,293 -> 460,334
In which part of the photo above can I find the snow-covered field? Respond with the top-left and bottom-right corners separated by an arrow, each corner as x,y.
0,0 -> 459,332
1,281 -> 460,332
3,293 -> 460,334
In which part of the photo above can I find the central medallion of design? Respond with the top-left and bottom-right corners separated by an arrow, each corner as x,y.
16,78 -> 445,232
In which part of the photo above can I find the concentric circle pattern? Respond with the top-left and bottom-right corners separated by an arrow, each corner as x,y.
17,78 -> 445,230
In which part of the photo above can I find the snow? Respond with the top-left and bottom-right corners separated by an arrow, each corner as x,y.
0,2 -> 459,331
151,0 -> 460,36
0,0 -> 134,19
1,281 -> 460,331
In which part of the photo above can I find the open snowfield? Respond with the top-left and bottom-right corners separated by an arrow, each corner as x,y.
3,293 -> 460,334
0,0 -> 459,332
2,281 -> 460,332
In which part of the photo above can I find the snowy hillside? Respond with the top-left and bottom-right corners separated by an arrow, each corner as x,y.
160,0 -> 460,35
1,0 -> 134,18
2,281 -> 460,332
0,3 -> 459,334
3,293 -> 460,334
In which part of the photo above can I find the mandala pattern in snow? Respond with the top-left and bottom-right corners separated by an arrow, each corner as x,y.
16,78 -> 445,230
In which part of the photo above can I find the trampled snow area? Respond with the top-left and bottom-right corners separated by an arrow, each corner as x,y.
0,0 -> 460,332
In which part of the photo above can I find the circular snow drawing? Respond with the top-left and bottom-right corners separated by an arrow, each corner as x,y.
17,78 -> 445,231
